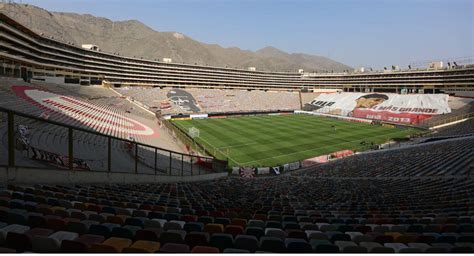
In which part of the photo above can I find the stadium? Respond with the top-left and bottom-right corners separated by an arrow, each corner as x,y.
0,2 -> 473,254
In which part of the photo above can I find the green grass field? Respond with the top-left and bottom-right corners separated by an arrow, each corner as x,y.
172,114 -> 421,167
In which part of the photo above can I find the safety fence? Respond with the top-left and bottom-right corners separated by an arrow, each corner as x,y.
0,106 -> 228,176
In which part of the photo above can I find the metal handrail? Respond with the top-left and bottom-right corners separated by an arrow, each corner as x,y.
0,105 -> 212,159
0,105 -> 218,175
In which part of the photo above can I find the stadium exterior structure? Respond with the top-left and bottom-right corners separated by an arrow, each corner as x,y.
0,13 -> 473,95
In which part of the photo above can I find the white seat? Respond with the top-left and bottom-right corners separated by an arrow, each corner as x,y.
345,231 -> 363,240
359,242 -> 383,251
384,242 -> 408,252
265,228 -> 287,240
32,231 -> 79,253
0,224 -> 30,244
335,241 -> 357,250
408,242 -> 432,252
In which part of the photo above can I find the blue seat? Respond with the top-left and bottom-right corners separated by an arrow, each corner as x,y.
102,207 -> 116,215
160,231 -> 185,245
124,218 -> 144,227
317,243 -> 340,252
89,224 -> 111,238
234,235 -> 259,252
285,238 -> 312,253
260,236 -> 285,253
184,222 -> 204,232
245,227 -> 264,239
7,212 -> 27,225
209,233 -> 234,252
148,211 -> 164,219
111,227 -> 135,239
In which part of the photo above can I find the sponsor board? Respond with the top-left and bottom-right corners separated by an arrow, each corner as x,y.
301,155 -> 329,167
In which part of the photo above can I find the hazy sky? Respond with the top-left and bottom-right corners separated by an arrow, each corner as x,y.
20,0 -> 474,69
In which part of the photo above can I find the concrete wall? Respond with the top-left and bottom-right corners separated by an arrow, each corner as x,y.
0,167 -> 228,185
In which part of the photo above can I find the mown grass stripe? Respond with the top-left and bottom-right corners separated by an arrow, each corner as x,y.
173,114 -> 420,167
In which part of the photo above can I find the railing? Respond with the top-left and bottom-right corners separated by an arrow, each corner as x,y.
0,106 -> 227,176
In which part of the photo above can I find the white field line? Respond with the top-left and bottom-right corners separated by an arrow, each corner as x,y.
237,129 -> 412,166
217,118 -> 401,151
217,125 -> 373,150
215,117 -> 361,150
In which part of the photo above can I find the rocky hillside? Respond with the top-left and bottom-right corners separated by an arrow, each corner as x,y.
0,3 -> 351,72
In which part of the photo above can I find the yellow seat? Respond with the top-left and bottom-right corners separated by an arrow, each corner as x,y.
203,223 -> 224,234
122,240 -> 161,253
88,237 -> 132,253
384,232 -> 402,240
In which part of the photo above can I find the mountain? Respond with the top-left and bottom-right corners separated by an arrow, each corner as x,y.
0,3 -> 351,72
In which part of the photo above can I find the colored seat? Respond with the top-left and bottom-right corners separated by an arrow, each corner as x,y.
209,233 -> 234,252
32,231 -> 79,252
88,224 -> 112,238
163,221 -> 183,231
122,240 -> 161,253
60,234 -> 105,253
134,228 -> 161,241
260,236 -> 285,253
315,244 -> 340,253
384,242 -> 409,253
0,224 -> 30,245
231,218 -> 247,228
285,238 -> 312,253
223,248 -> 250,253
245,227 -> 265,239
5,227 -> 54,252
225,225 -> 244,237
159,242 -> 190,253
191,245 -> 220,253
66,221 -> 88,235
89,237 -> 132,253
204,223 -> 224,234
265,228 -> 287,240
234,234 -> 259,252
343,245 -> 368,253
185,232 -> 210,248
159,230 -> 185,245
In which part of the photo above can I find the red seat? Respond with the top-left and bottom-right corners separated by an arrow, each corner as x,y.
191,246 -> 220,253
231,218 -> 247,228
47,218 -> 68,231
60,234 -> 105,253
6,228 -> 54,252
134,228 -> 161,242
185,232 -> 209,248
225,225 -> 244,237
159,243 -> 190,253
210,211 -> 224,217
181,215 -> 198,222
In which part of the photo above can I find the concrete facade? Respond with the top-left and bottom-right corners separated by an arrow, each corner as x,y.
0,167 -> 228,185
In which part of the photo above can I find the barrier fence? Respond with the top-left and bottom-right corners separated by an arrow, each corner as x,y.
0,106 -> 227,176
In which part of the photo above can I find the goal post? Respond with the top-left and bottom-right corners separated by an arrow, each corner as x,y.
188,127 -> 200,139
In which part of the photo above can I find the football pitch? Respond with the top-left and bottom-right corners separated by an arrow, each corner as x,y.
172,114 -> 421,167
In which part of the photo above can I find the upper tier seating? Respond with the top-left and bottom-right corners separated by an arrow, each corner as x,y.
115,87 -> 301,115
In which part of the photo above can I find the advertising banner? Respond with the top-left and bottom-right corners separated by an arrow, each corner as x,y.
301,155 -> 329,167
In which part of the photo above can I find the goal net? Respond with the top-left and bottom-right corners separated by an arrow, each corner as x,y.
188,127 -> 200,138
